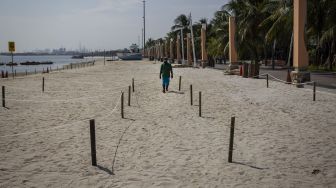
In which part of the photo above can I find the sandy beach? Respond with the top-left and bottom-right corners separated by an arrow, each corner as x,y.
0,60 -> 335,187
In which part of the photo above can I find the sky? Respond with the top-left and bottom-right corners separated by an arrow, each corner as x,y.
0,0 -> 229,52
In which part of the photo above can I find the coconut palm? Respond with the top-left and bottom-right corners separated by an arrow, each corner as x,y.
223,0 -> 268,63
307,0 -> 336,69
207,9 -> 230,59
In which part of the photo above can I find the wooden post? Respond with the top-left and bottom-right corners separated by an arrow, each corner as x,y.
26,70 -> 28,76
132,78 -> 135,92
228,116 -> 235,163
313,82 -> 316,101
179,76 -> 182,91
11,52 -> 14,79
121,92 -> 124,118
2,86 -> 5,108
128,86 -> 131,106
199,91 -> 202,117
190,85 -> 193,105
104,50 -> 106,65
266,74 -> 269,88
42,77 -> 45,92
89,119 -> 97,166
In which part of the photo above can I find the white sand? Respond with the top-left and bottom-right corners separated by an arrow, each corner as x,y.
0,60 -> 335,187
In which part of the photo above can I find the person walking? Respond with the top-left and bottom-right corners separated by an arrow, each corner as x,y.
160,58 -> 173,93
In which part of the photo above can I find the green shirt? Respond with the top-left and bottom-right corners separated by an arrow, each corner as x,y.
160,62 -> 172,78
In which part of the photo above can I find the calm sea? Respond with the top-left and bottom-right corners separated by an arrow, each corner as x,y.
0,55 -> 99,73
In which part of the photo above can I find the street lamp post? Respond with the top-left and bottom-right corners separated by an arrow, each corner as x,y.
189,13 -> 197,67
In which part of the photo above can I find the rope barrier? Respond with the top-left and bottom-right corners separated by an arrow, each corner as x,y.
43,77 -> 105,87
4,83 -> 129,94
5,90 -> 122,103
0,79 -> 157,138
0,93 -> 122,138
264,73 -> 315,86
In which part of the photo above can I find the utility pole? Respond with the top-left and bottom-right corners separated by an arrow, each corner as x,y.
142,28 -> 144,50
143,0 -> 146,56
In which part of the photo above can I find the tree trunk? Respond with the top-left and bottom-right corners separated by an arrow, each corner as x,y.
330,40 -> 334,70
287,32 -> 293,67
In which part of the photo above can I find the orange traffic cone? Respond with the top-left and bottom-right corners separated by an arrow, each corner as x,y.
286,69 -> 291,84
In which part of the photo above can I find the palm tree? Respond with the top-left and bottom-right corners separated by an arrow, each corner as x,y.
307,0 -> 336,69
261,0 -> 293,66
207,9 -> 230,61
145,38 -> 155,48
223,0 -> 268,63
171,14 -> 190,32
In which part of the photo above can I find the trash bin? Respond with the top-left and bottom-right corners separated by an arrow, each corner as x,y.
242,62 -> 248,78
248,63 -> 254,78
254,62 -> 260,78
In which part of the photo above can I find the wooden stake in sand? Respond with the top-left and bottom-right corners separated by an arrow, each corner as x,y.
89,119 -> 97,166
190,85 -> 193,106
42,77 -> 45,92
121,92 -> 124,118
199,91 -> 202,117
2,86 -> 5,108
228,116 -> 235,163
128,86 -> 131,106
132,78 -> 135,92
26,70 -> 28,76
104,50 -> 106,66
266,74 -> 269,88
313,82 -> 316,101
179,76 -> 182,91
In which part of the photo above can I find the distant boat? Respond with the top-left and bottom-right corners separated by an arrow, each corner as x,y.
20,61 -> 53,65
6,63 -> 18,66
117,44 -> 142,61
72,55 -> 84,59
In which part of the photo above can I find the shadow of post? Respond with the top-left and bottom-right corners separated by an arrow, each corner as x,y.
232,161 -> 269,170
97,165 -> 114,175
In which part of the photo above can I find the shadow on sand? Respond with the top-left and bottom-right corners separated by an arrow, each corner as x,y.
167,90 -> 185,94
97,165 -> 114,175
232,161 -> 269,170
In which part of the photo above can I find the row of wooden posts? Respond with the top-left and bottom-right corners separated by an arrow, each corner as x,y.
90,74 -> 316,166
0,75 -> 317,170
88,76 -> 239,169
1,74 -> 317,110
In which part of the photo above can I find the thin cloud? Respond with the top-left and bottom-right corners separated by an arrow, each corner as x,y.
79,0 -> 141,15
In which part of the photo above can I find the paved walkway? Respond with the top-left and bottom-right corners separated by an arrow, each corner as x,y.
214,64 -> 336,93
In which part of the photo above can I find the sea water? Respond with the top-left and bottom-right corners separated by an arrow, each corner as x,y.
0,55 -> 97,73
